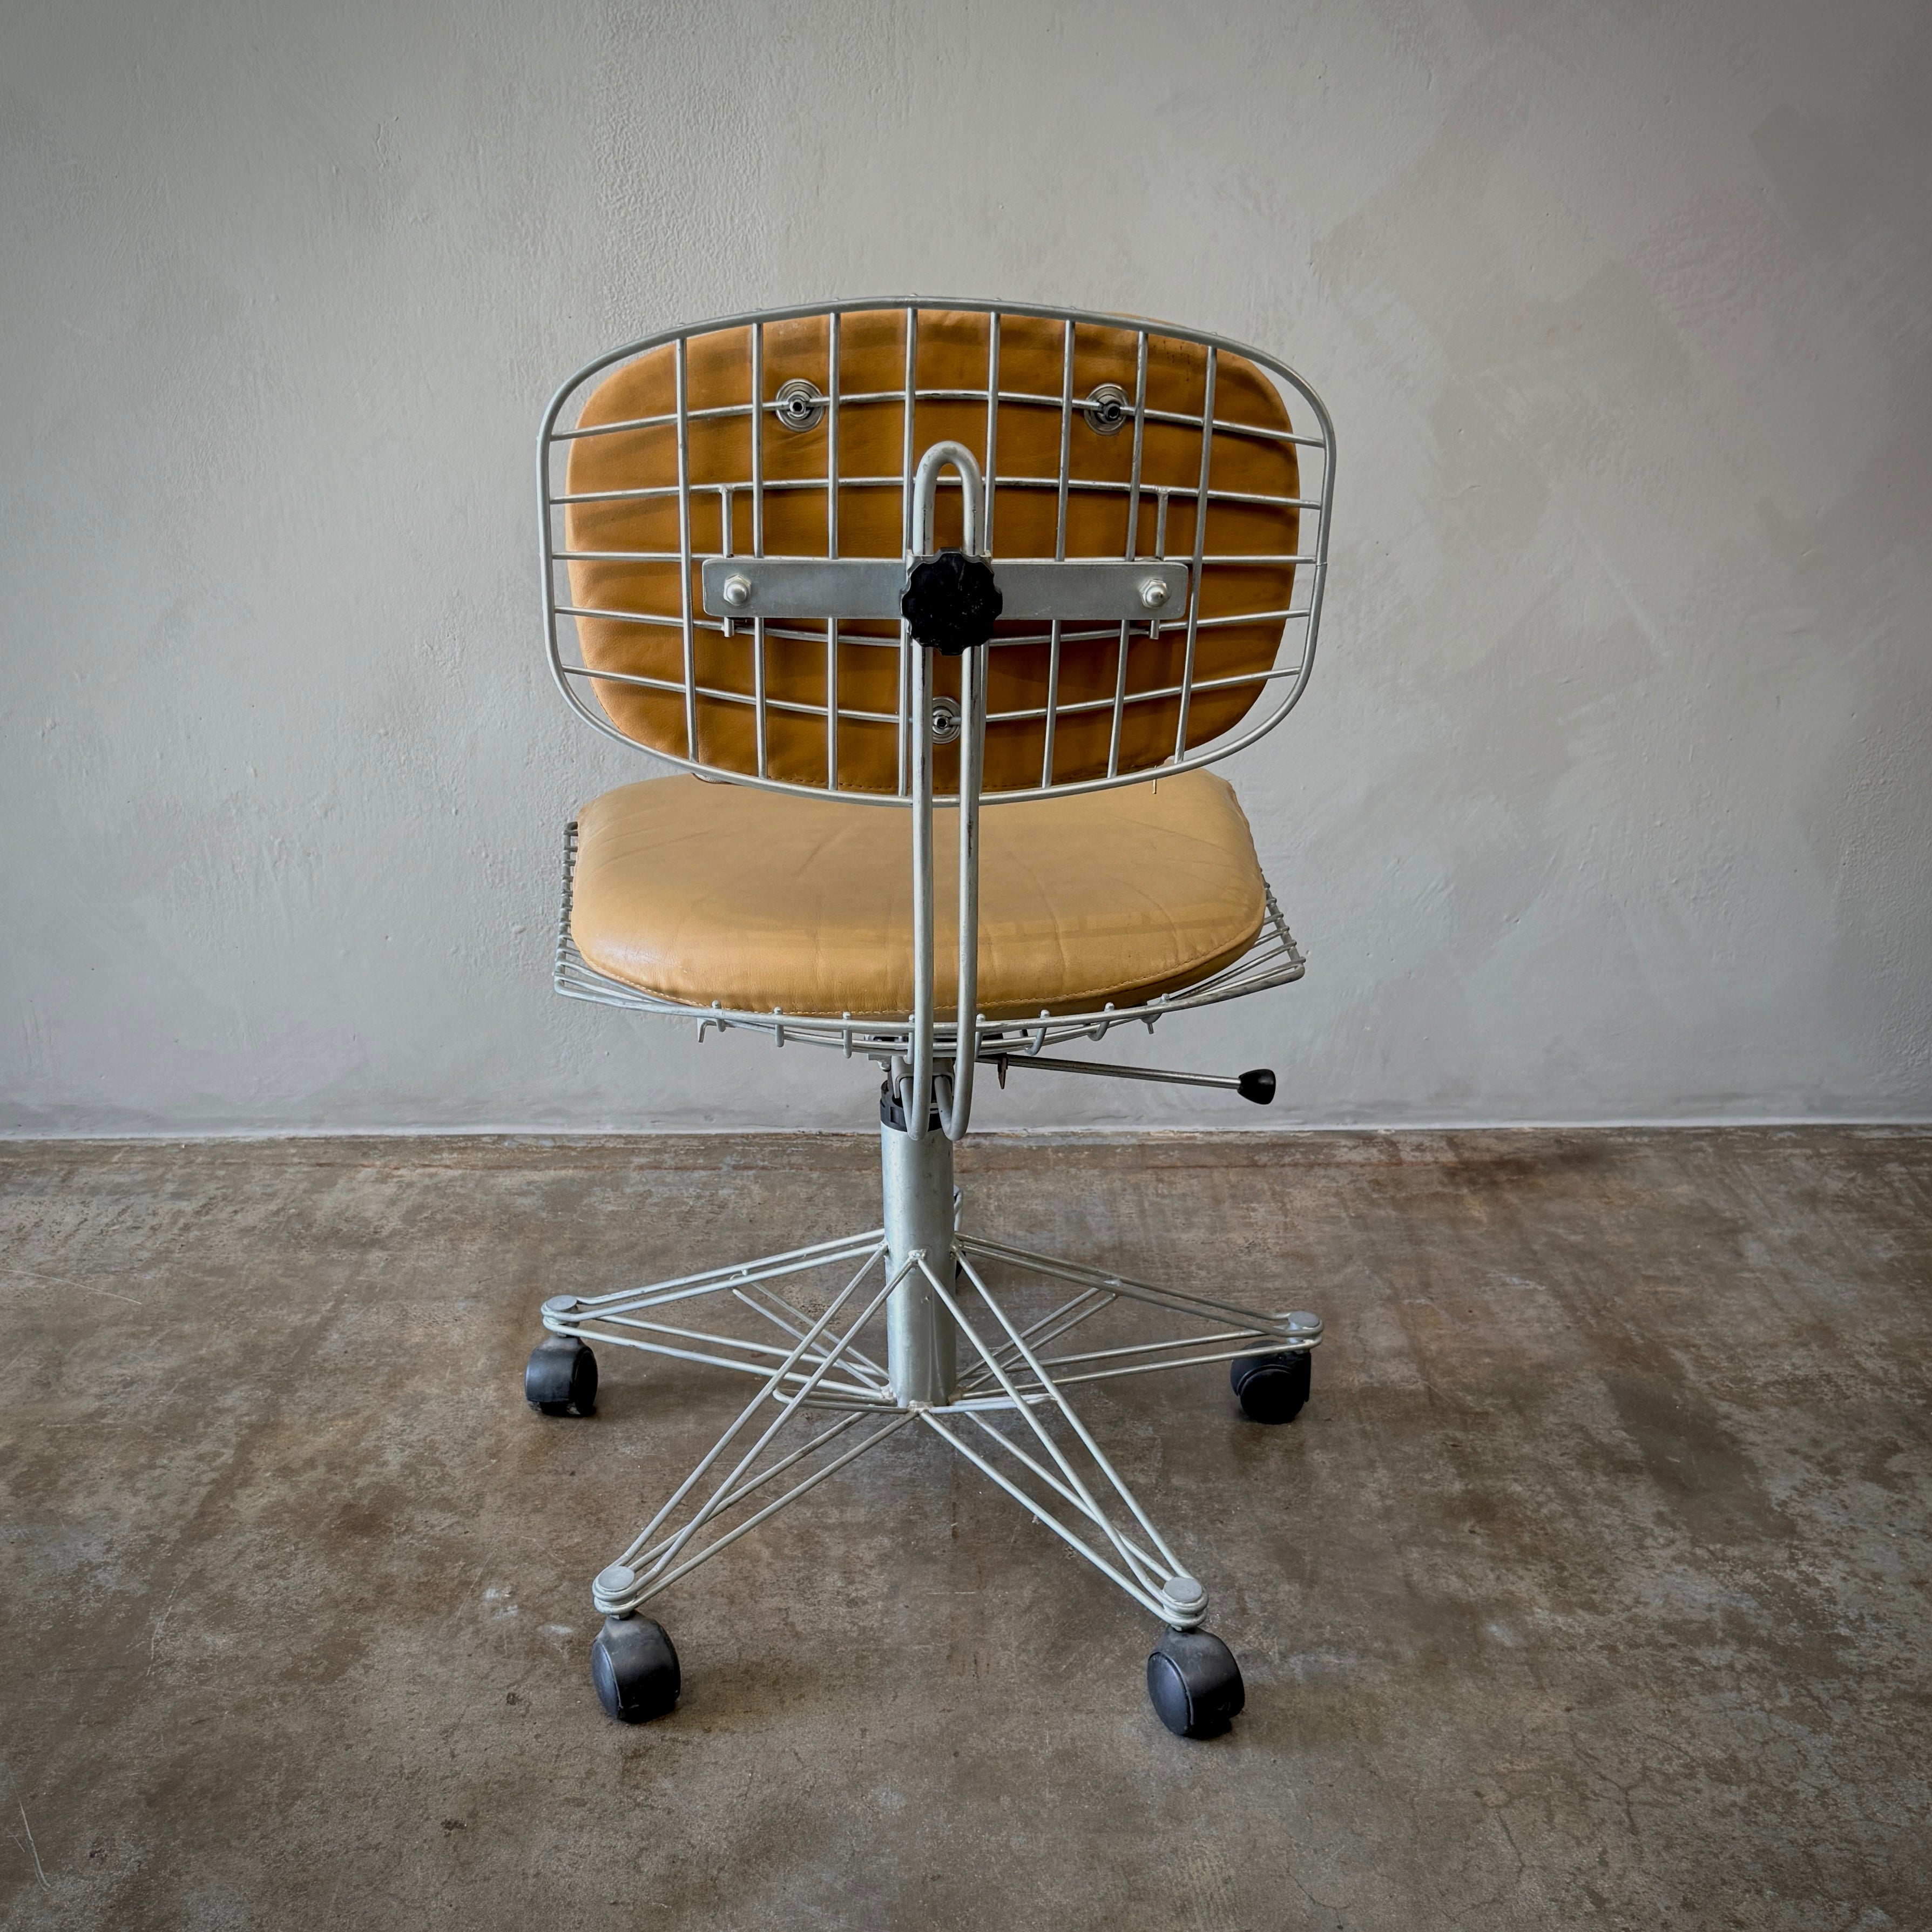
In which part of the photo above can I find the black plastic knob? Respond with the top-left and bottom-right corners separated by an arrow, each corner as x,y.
1237,1069 -> 1275,1105
901,551 -> 1003,656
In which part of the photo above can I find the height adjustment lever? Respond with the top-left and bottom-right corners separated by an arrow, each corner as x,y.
981,1053 -> 1277,1105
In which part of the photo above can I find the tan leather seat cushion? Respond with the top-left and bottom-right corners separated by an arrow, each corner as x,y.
571,771 -> 1267,1021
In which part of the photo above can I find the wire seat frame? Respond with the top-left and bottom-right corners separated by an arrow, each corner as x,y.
550,818 -> 1307,1060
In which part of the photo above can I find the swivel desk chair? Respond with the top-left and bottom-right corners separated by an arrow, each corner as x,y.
527,301 -> 1334,1739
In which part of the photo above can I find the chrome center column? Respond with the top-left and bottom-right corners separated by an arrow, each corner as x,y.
880,1085 -> 957,1407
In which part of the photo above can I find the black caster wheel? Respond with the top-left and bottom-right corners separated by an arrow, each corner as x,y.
524,1336 -> 597,1416
590,1614 -> 680,1722
1231,1347 -> 1310,1424
1147,1629 -> 1246,1739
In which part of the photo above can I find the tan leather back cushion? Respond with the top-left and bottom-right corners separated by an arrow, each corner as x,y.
563,309 -> 1299,795
570,769 -> 1268,1021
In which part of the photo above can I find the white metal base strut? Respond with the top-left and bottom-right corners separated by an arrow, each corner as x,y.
526,1086 -> 1322,1734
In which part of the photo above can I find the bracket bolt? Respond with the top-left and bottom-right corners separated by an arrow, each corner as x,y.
721,574 -> 752,607
1140,578 -> 1170,610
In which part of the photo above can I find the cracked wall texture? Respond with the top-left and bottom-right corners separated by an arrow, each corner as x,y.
2,0 -> 1928,1133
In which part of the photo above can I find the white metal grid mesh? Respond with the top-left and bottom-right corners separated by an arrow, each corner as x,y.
539,299 -> 1334,806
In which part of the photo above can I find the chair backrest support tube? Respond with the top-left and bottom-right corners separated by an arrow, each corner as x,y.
941,642 -> 984,1142
901,443 -> 989,1143
906,636 -> 935,1136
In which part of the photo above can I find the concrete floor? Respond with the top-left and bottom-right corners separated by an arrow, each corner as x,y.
1,1128 -> 1928,1930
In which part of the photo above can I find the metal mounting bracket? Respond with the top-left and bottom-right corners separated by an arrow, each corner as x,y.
702,556 -> 1190,624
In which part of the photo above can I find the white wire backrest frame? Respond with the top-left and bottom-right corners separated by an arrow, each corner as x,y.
537,298 -> 1336,806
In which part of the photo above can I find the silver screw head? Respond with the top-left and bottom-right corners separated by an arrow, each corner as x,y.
1140,577 -> 1170,610
774,378 -> 827,431
930,695 -> 963,744
721,574 -> 752,607
1082,382 -> 1130,435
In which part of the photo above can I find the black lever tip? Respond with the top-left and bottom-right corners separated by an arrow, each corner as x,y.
1237,1069 -> 1276,1105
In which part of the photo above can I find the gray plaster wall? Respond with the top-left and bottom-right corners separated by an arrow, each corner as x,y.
3,0 -> 1927,1136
